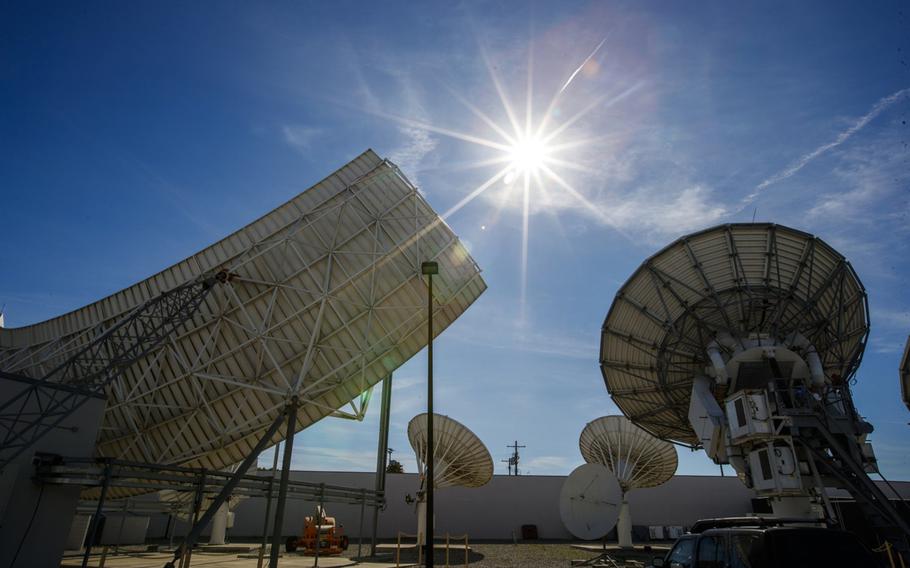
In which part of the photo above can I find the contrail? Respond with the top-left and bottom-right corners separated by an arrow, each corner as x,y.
743,87 -> 910,206
558,36 -> 607,95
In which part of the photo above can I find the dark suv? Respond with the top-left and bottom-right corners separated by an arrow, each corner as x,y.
651,518 -> 883,568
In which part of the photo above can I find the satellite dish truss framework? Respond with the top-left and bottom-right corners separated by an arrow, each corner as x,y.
0,149 -> 485,476
600,223 -> 910,559
580,415 -> 677,547
408,413 -> 493,544
0,150 -> 487,563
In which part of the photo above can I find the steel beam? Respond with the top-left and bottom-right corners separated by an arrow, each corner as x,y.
81,460 -> 112,568
164,410 -> 284,568
269,397 -> 299,568
257,443 -> 281,568
371,374 -> 393,555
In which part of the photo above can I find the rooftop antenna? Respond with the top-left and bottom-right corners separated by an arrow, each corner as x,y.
505,440 -> 525,476
600,222 -> 910,560
752,207 -> 758,222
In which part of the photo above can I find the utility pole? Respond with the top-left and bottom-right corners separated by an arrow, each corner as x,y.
506,441 -> 525,476
421,261 -> 438,568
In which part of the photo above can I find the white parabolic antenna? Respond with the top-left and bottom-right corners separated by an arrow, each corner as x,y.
407,413 -> 492,545
600,223 -> 868,445
0,150 -> 486,481
407,413 -> 493,489
559,463 -> 622,541
580,415 -> 677,492
580,415 -> 677,547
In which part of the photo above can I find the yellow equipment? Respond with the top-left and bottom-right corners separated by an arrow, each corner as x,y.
285,506 -> 349,556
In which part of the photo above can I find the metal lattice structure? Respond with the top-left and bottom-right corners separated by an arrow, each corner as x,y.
0,275 -> 219,470
408,413 -> 493,489
600,223 -> 869,445
579,415 -> 677,493
0,150 -> 486,476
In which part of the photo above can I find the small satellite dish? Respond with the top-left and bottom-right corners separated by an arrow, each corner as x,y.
580,415 -> 677,492
559,463 -> 622,540
579,415 -> 677,547
407,413 -> 493,489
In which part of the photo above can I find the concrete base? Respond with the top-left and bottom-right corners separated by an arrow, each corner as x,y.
199,544 -> 257,553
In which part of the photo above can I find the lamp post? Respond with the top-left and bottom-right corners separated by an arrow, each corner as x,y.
421,261 -> 438,568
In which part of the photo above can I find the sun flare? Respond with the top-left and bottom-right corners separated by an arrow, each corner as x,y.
507,135 -> 550,179
369,37 -> 620,315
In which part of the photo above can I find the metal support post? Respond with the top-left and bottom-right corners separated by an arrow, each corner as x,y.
422,260 -> 437,568
82,460 -> 112,568
269,397 -> 300,568
371,374 -> 393,556
183,471 -> 206,568
358,488 -> 366,558
257,442 -> 281,568
164,410 -> 285,568
314,485 -> 324,568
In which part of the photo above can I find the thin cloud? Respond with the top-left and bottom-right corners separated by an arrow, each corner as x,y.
282,125 -> 323,154
744,87 -> 910,205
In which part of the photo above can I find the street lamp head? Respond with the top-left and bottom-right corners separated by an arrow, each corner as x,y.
421,261 -> 439,275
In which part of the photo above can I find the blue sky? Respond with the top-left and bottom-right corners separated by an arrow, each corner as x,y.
2,2 -> 909,480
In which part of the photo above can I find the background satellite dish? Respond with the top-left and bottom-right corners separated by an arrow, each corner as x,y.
600,223 -> 868,445
408,413 -> 492,545
901,336 -> 910,413
407,413 -> 493,489
559,463 -> 622,541
580,415 -> 677,491
580,415 -> 677,547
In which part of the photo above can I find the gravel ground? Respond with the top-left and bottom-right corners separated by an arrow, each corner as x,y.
342,543 -> 649,568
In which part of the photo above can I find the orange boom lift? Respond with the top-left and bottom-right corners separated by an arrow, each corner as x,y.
285,506 -> 349,556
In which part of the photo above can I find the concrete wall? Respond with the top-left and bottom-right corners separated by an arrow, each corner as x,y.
0,377 -> 105,568
146,470 -> 910,543
149,471 -> 761,542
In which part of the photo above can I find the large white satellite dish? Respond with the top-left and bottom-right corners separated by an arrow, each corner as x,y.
600,223 -> 868,445
407,413 -> 493,489
559,463 -> 622,541
580,415 -> 677,547
0,150 -> 486,479
599,223 -> 910,558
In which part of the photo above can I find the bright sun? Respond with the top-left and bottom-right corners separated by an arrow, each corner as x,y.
371,36 -> 621,313
508,135 -> 550,176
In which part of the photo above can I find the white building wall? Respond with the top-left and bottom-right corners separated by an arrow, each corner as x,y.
151,471 -> 761,541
